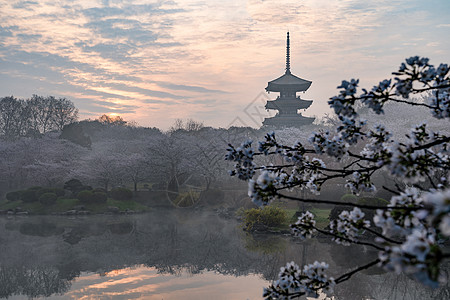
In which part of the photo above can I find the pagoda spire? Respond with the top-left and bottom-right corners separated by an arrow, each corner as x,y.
285,32 -> 290,74
263,32 -> 315,127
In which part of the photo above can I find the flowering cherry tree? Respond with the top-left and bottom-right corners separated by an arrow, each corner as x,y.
226,57 -> 449,298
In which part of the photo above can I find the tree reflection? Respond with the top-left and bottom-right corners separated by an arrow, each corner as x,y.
0,212 -> 445,299
243,233 -> 287,254
0,266 -> 70,298
19,221 -> 65,237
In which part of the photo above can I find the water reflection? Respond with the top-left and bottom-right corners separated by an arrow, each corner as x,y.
0,210 -> 448,299
60,267 -> 267,300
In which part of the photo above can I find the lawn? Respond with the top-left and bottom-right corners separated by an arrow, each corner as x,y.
284,207 -> 330,229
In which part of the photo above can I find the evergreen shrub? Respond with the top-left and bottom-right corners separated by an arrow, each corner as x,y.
6,191 -> 22,201
77,190 -> 93,203
36,187 -> 65,198
110,187 -> 133,201
21,188 -> 41,202
39,192 -> 57,205
237,205 -> 288,231
92,191 -> 107,203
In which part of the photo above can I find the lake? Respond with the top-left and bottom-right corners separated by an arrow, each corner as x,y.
0,210 -> 446,299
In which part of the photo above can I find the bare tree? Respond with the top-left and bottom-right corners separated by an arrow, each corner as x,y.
169,118 -> 204,133
0,95 -> 79,138
50,97 -> 78,131
28,95 -> 55,134
0,96 -> 30,138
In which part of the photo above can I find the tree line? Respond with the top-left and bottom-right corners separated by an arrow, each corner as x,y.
0,95 -> 78,139
0,90 -> 445,199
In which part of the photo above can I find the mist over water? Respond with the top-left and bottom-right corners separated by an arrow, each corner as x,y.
0,208 -> 447,299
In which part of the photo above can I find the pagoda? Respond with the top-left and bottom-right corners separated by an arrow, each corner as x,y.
262,32 -> 315,127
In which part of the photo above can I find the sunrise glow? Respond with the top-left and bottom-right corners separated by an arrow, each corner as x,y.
1,0 -> 449,129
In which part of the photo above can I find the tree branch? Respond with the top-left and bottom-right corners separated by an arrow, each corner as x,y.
335,259 -> 381,284
364,227 -> 402,244
412,136 -> 450,151
382,185 -> 401,195
276,192 -> 419,211
312,226 -> 385,251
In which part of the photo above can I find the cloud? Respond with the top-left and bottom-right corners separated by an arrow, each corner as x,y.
0,26 -> 16,37
1,0 -> 449,129
77,41 -> 137,63
184,98 -> 218,106
143,99 -> 178,105
108,82 -> 186,99
90,99 -> 138,109
12,1 -> 38,9
82,4 -> 184,20
157,82 -> 228,94
16,33 -> 43,40
0,49 -> 143,82
84,18 -> 158,44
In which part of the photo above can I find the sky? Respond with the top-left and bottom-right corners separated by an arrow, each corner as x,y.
0,0 -> 449,129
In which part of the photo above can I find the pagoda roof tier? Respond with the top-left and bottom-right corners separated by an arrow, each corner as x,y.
265,98 -> 312,111
266,72 -> 312,92
263,114 -> 315,127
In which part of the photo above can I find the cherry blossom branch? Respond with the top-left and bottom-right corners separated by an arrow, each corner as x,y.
311,226 -> 385,251
411,84 -> 450,93
382,185 -> 401,195
364,227 -> 402,244
383,97 -> 435,109
412,136 -> 450,151
335,259 -> 381,284
276,192 -> 420,211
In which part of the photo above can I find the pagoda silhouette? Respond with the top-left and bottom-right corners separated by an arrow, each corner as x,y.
262,32 -> 315,127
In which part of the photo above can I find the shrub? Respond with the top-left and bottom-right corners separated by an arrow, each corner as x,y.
91,192 -> 107,203
6,187 -> 65,203
64,179 -> 83,192
174,191 -> 200,207
39,193 -> 57,205
6,191 -> 22,201
54,188 -> 65,197
81,185 -> 93,191
237,206 -> 288,231
77,189 -> 107,203
64,179 -> 91,195
36,187 -> 65,198
110,187 -> 133,201
21,188 -> 40,202
77,190 -> 93,203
